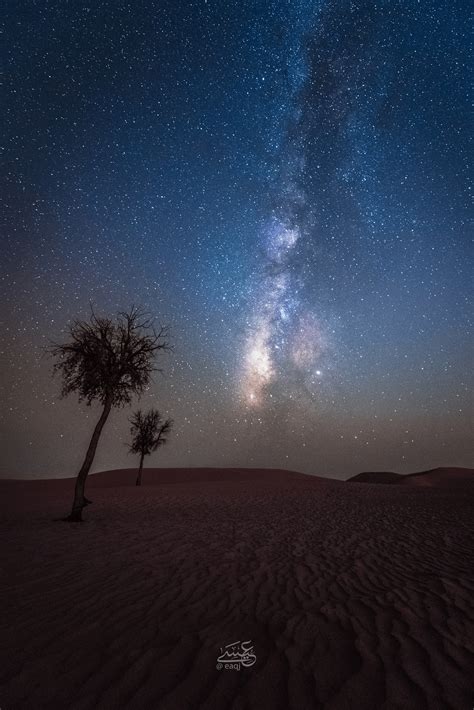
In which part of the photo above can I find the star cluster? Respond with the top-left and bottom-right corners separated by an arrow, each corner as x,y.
2,1 -> 471,478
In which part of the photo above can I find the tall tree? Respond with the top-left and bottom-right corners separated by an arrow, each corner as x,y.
51,307 -> 169,521
128,409 -> 173,486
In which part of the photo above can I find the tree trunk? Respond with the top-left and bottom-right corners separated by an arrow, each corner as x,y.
65,397 -> 113,521
136,452 -> 145,486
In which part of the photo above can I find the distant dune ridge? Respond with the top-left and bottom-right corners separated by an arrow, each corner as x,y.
347,466 -> 474,487
1,467 -> 473,709
346,471 -> 404,484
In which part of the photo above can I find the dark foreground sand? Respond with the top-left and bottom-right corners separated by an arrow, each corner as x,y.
1,468 -> 473,710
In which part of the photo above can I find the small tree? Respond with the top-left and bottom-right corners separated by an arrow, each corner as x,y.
129,409 -> 173,486
51,307 -> 169,521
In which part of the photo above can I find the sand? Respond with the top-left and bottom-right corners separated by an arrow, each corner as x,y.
348,468 -> 474,487
1,468 -> 473,710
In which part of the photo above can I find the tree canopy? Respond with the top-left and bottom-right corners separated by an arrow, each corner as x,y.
129,408 -> 173,458
51,306 -> 169,407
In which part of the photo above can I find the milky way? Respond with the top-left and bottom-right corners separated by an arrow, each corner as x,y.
2,0 -> 472,478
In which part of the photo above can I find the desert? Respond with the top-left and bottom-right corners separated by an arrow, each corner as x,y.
1,467 -> 473,709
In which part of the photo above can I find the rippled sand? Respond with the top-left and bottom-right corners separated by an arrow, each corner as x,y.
1,469 -> 473,709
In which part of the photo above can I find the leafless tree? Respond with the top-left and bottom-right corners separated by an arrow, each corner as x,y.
51,306 -> 169,521
128,409 -> 173,486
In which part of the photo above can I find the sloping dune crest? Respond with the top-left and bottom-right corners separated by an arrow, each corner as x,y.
401,467 -> 474,487
348,467 -> 473,487
346,471 -> 404,484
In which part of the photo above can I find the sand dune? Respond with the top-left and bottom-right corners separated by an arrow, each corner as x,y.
401,467 -> 474,488
346,471 -> 403,484
1,469 -> 473,709
348,467 -> 474,487
87,467 -> 323,487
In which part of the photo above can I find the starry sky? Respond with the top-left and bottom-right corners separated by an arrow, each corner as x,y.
2,0 -> 472,479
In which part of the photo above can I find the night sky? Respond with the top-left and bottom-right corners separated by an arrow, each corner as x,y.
2,1 -> 472,479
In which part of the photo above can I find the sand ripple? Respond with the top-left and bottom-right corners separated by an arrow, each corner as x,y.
1,475 -> 473,709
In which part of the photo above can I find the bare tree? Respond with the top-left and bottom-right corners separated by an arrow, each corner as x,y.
51,306 -> 169,521
128,409 -> 173,486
